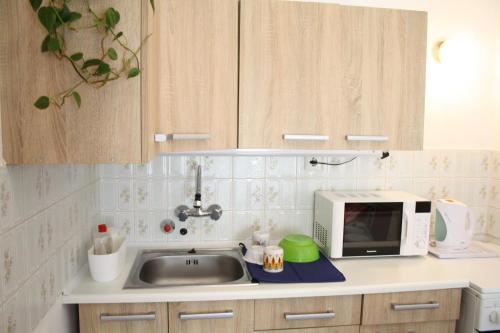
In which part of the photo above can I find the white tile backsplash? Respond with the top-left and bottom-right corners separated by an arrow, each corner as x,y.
95,150 -> 499,244
3,152 -> 495,332
0,164 -> 98,333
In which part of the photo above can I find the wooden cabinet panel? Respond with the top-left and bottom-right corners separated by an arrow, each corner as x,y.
360,320 -> 455,333
0,0 -> 142,164
362,289 -> 461,325
254,296 -> 362,330
239,1 -> 427,151
79,303 -> 168,333
338,6 -> 427,150
169,300 -> 254,333
143,0 -> 238,160
239,0 -> 342,149
257,326 -> 360,333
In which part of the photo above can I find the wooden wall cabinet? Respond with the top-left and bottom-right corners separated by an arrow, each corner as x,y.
1,0 -> 427,165
0,0 -> 142,164
142,0 -> 239,161
0,0 -> 238,164
239,0 -> 427,150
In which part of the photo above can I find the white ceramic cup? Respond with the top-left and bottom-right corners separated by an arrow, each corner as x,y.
244,245 -> 264,265
263,246 -> 284,273
252,231 -> 270,246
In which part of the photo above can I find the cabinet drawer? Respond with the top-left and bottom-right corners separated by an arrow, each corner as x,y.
255,296 -> 362,330
79,303 -> 168,333
258,326 -> 360,333
362,289 -> 461,325
360,320 -> 456,333
169,300 -> 253,333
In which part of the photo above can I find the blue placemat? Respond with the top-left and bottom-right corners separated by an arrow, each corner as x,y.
246,253 -> 346,283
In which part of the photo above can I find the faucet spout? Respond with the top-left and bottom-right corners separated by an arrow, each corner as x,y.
174,163 -> 223,222
194,165 -> 202,208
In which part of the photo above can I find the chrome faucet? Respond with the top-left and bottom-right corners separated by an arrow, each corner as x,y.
175,165 -> 223,222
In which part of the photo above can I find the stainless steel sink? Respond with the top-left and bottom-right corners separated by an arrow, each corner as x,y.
123,248 -> 253,288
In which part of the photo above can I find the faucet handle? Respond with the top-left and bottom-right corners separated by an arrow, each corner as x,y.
175,205 -> 190,222
207,204 -> 223,221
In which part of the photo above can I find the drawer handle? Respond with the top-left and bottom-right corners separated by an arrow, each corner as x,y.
154,133 -> 211,142
283,134 -> 329,141
391,301 -> 440,311
179,311 -> 234,320
100,313 -> 156,322
346,135 -> 389,142
284,311 -> 336,321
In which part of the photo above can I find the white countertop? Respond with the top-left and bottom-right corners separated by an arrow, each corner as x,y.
62,242 -> 500,304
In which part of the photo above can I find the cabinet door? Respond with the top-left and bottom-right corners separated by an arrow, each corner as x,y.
360,320 -> 455,333
239,0 -> 342,149
338,6 -> 427,150
169,300 -> 253,333
79,303 -> 168,333
0,0 -> 142,164
254,296 -> 362,330
258,326 -> 360,333
362,289 -> 461,325
143,0 -> 238,160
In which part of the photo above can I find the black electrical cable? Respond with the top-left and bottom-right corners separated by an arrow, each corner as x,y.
309,151 -> 390,167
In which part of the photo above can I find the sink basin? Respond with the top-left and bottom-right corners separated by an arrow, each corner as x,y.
123,248 -> 253,288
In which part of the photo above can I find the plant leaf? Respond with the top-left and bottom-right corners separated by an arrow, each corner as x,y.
38,6 -> 56,32
69,12 -> 82,22
57,4 -> 71,23
71,91 -> 81,108
82,58 -> 103,70
96,62 -> 111,75
34,96 -> 50,109
70,52 -> 83,61
41,35 -> 50,52
29,0 -> 43,11
47,36 -> 60,52
104,8 -> 120,30
150,0 -> 155,12
107,48 -> 118,60
113,31 -> 123,41
127,68 -> 140,78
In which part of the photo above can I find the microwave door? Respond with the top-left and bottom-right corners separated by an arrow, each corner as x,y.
343,202 -> 404,257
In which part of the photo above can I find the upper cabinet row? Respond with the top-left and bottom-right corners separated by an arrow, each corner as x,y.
0,0 -> 427,164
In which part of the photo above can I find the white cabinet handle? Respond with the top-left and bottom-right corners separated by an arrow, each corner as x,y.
154,133 -> 211,142
284,311 -> 336,320
346,135 -> 389,142
179,311 -> 234,320
283,134 -> 329,141
391,301 -> 440,311
100,313 -> 156,322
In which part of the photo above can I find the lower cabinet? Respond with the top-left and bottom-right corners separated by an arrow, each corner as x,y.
359,320 -> 456,333
168,300 -> 254,333
79,303 -> 168,333
78,289 -> 462,333
254,296 -> 361,330
257,327 -> 360,333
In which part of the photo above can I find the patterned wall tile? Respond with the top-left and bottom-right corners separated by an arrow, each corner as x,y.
266,157 -> 297,178
233,156 -> 265,179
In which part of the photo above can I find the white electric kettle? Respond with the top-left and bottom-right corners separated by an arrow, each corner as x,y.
435,199 -> 475,250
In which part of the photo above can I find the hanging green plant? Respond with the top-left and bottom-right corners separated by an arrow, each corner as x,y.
29,0 -> 155,110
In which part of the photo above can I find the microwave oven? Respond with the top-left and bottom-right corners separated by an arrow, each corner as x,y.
314,190 -> 431,258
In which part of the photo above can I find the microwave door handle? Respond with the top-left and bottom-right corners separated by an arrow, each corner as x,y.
401,211 -> 409,243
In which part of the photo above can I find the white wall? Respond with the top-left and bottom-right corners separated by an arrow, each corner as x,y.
495,9 -> 500,150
